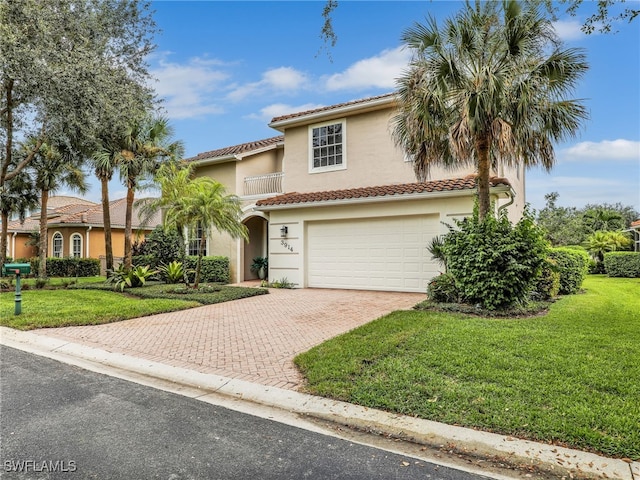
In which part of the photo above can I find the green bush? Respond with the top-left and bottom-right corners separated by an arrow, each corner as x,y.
531,258 -> 560,300
132,227 -> 185,269
548,247 -> 589,294
427,273 -> 460,303
184,256 -> 230,284
604,252 -> 640,278
46,257 -> 100,277
441,207 -> 548,310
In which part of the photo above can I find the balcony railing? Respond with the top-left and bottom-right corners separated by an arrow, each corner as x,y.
243,172 -> 284,196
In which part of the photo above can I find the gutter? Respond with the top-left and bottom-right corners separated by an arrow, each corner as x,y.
256,185 -> 512,212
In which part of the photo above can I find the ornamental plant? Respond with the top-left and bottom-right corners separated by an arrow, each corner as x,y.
441,206 -> 548,310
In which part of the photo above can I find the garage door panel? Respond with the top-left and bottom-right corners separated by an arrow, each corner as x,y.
307,215 -> 438,293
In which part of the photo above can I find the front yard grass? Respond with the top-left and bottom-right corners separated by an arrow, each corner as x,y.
294,276 -> 640,460
0,282 -> 267,330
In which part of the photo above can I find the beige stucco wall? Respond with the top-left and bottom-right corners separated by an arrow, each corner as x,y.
280,107 -> 477,194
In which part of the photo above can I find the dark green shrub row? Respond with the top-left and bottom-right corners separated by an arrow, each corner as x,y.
184,256 -> 230,284
604,252 -> 640,278
4,257 -> 99,277
47,257 -> 100,277
441,208 -> 548,310
548,247 -> 589,294
128,284 -> 267,304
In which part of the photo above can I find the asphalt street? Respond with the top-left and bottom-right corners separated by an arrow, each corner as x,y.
0,345 -> 493,480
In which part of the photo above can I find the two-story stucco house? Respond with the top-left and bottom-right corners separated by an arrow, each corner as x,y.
187,93 -> 525,293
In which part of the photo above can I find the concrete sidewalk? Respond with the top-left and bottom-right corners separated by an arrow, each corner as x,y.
1,286 -> 637,480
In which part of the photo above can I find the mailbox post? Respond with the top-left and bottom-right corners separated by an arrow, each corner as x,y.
2,263 -> 31,315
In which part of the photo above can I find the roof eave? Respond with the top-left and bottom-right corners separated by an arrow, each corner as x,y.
256,185 -> 512,211
269,95 -> 397,131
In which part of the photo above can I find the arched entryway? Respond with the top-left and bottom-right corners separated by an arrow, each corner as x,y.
242,214 -> 268,281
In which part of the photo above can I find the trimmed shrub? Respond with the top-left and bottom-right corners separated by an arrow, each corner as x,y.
132,227 -> 185,269
531,258 -> 560,300
184,256 -> 230,284
548,247 -> 589,294
427,273 -> 460,303
46,257 -> 100,277
441,207 -> 548,310
604,252 -> 640,278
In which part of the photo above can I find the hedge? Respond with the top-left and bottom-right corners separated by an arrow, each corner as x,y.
548,247 -> 589,295
184,256 -> 230,284
5,257 -> 100,278
604,252 -> 640,278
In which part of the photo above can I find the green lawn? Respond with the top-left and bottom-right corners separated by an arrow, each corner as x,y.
0,282 -> 267,330
294,276 -> 640,460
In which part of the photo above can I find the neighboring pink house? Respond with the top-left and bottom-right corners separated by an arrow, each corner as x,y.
187,93 -> 524,292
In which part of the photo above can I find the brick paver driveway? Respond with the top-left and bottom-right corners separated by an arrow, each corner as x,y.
34,288 -> 423,390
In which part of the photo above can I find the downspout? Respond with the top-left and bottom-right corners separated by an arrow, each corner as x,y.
86,226 -> 92,257
497,188 -> 516,216
11,232 -> 17,259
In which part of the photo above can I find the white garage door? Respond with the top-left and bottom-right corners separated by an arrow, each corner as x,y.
307,215 -> 440,293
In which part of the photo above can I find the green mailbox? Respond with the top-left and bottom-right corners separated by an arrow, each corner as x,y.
2,263 -> 31,276
2,263 -> 30,315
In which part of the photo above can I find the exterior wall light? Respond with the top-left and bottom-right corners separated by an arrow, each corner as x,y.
280,225 -> 288,237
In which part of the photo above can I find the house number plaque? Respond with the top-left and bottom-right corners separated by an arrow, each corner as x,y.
280,240 -> 294,252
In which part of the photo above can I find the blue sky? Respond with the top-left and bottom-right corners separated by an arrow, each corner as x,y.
95,0 -> 640,214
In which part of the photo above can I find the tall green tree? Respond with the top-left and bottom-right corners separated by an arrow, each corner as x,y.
163,177 -> 248,288
1,0 -> 156,260
26,139 -> 87,278
116,117 -> 184,269
394,0 -> 588,220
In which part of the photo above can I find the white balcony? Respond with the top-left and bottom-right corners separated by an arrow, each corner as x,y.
243,172 -> 284,196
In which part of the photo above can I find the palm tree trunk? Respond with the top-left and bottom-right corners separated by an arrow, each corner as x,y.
476,137 -> 491,221
194,232 -> 206,289
1,211 -> 9,266
123,185 -> 134,270
100,175 -> 114,274
38,189 -> 49,278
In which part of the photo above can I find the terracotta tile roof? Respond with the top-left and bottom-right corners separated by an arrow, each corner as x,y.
6,197 -> 161,231
270,93 -> 396,124
631,219 -> 640,228
45,196 -> 97,210
256,175 -> 511,207
185,136 -> 284,163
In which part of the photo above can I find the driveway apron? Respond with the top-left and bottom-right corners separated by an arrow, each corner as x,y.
34,288 -> 423,390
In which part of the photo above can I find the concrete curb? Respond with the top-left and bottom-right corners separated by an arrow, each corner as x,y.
1,327 -> 637,480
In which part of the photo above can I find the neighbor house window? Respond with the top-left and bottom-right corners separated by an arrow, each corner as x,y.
71,233 -> 82,258
188,223 -> 207,256
309,120 -> 346,172
52,232 -> 63,258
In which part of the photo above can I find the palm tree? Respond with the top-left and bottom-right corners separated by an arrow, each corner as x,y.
0,166 -> 38,266
163,177 -> 247,288
116,116 -> 184,269
394,0 -> 589,220
27,139 -> 87,278
92,138 -> 120,275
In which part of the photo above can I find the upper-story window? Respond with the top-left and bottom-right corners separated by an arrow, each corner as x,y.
52,232 -> 63,258
309,120 -> 346,173
71,233 -> 82,258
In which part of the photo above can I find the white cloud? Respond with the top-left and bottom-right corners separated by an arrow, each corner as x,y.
247,102 -> 326,123
561,139 -> 640,161
228,67 -> 309,102
552,19 -> 585,41
150,56 -> 229,119
324,46 -> 411,91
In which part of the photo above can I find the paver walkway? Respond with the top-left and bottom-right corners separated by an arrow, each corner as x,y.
34,288 -> 423,390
